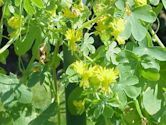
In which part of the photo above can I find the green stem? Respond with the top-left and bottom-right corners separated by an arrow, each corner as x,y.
150,28 -> 165,48
52,41 -> 61,125
134,99 -> 144,118
53,71 -> 61,125
0,2 -> 7,44
0,34 -> 9,40
0,38 -> 14,54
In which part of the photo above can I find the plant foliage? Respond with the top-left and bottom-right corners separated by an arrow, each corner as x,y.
0,0 -> 166,125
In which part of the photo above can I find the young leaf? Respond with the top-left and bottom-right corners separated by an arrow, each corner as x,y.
106,42 -> 121,65
130,16 -> 147,41
140,68 -> 160,81
162,0 -> 166,9
150,0 -> 160,5
15,0 -> 21,6
81,33 -> 95,56
133,5 -> 156,23
133,47 -> 166,61
141,55 -> 160,72
31,0 -> 44,8
143,87 -> 161,115
24,0 -> 36,15
14,23 -> 39,56
124,86 -> 141,99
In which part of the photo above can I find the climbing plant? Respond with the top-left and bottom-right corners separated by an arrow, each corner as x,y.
0,0 -> 166,125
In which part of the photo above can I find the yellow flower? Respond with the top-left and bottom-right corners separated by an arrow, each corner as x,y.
125,4 -> 132,16
65,29 -> 82,42
99,68 -> 118,84
110,18 -> 126,45
95,22 -> 107,32
72,61 -> 119,91
73,100 -> 85,114
95,16 -> 109,32
8,15 -> 24,29
65,29 -> 82,51
63,8 -> 78,18
72,61 -> 92,89
72,61 -> 87,76
135,0 -> 147,6
98,67 -> 119,93
93,3 -> 105,16
110,18 -> 125,38
88,65 -> 102,86
116,36 -> 125,45
0,0 -> 4,7
80,78 -> 90,89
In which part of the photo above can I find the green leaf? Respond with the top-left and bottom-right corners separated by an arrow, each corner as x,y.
120,20 -> 131,40
117,90 -> 127,109
141,55 -> 160,72
0,50 -> 9,64
29,102 -> 57,125
138,33 -> 153,47
115,0 -> 125,10
113,85 -> 127,109
140,68 -> 160,81
0,67 -> 6,74
124,86 -> 141,99
32,28 -> 42,58
118,64 -> 135,80
133,47 -> 166,61
24,0 -> 36,15
133,5 -> 156,23
162,0 -> 166,9
150,0 -> 160,5
14,115 -> 28,125
1,89 -> 15,106
143,87 -> 161,115
124,105 -> 141,124
81,33 -> 95,56
8,5 -> 15,14
103,106 -> 114,118
160,109 -> 166,125
106,42 -> 121,65
119,75 -> 139,86
14,23 -> 39,55
31,0 -> 44,8
93,105 -> 104,119
31,83 -> 51,109
17,85 -> 32,104
0,73 -> 19,85
66,66 -> 79,83
95,115 -> 106,125
130,16 -> 147,41
15,0 -> 21,6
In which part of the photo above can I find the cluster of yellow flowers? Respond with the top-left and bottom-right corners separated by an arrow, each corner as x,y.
65,29 -> 82,51
63,3 -> 84,18
8,15 -> 23,30
95,16 -> 126,45
110,18 -> 126,45
72,61 -> 119,93
135,0 -> 147,6
95,16 -> 108,32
